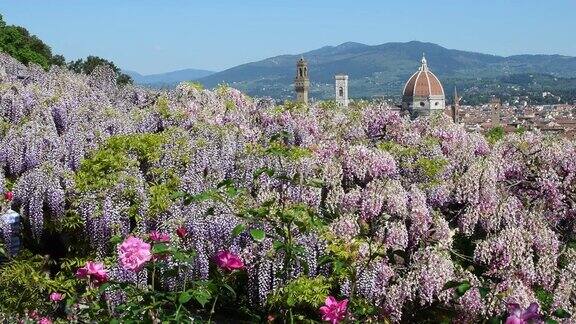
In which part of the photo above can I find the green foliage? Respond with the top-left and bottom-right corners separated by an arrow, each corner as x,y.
415,157 -> 448,183
67,55 -> 132,85
515,125 -> 527,134
0,252 -> 75,314
75,133 -> 165,192
185,81 -> 204,91
268,276 -> 331,311
74,131 -> 188,221
0,17 -> 64,69
486,126 -> 505,144
535,286 -> 554,312
0,15 -> 131,85
319,100 -> 339,111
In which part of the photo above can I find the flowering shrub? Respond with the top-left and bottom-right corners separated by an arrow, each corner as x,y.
0,52 -> 575,322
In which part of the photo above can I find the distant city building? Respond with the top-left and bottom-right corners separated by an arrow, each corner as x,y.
402,55 -> 445,118
294,57 -> 310,104
335,74 -> 349,107
490,96 -> 502,126
451,87 -> 460,123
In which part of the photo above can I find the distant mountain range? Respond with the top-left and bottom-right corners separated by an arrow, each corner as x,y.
127,41 -> 576,104
124,68 -> 215,88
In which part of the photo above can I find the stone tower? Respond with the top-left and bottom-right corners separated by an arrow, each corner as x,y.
335,74 -> 349,107
490,96 -> 502,127
451,87 -> 460,123
295,57 -> 310,104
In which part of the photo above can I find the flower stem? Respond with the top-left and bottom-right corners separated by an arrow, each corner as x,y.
208,295 -> 219,324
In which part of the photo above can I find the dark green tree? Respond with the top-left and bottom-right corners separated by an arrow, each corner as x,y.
67,55 -> 132,85
0,14 -> 130,85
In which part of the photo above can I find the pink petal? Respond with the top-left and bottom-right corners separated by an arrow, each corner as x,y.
325,296 -> 337,307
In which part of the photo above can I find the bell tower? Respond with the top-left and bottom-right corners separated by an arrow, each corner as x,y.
490,96 -> 502,127
451,87 -> 460,123
335,74 -> 349,107
295,57 -> 310,104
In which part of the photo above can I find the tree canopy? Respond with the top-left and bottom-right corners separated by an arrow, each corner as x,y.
68,56 -> 132,85
0,14 -> 131,85
0,14 -> 63,69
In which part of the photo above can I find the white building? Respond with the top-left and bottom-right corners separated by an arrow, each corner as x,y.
335,74 -> 349,107
402,55 -> 446,118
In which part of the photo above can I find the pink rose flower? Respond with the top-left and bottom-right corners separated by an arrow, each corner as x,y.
4,191 -> 13,201
176,226 -> 188,239
215,251 -> 244,271
149,230 -> 170,243
28,310 -> 39,319
118,236 -> 152,272
38,317 -> 52,324
49,292 -> 63,302
319,296 -> 348,324
76,261 -> 107,285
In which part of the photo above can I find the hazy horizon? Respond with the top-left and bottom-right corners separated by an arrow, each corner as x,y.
1,0 -> 575,74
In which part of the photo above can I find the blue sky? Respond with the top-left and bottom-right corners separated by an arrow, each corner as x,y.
1,0 -> 574,74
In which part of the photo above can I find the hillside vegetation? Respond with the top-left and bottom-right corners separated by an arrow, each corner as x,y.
0,14 -> 132,85
195,41 -> 576,104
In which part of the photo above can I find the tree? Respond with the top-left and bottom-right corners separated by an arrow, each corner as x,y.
67,56 -> 132,85
0,15 -> 56,69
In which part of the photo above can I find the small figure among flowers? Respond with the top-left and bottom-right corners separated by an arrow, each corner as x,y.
76,261 -> 107,285
319,296 -> 348,324
215,251 -> 244,271
118,236 -> 152,272
505,302 -> 542,324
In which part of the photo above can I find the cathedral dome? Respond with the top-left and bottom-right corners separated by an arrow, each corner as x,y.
402,56 -> 444,97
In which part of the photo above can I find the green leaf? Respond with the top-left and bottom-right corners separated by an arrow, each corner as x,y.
173,250 -> 193,263
97,282 -> 112,295
546,320 -> 559,324
487,316 -> 502,324
152,243 -> 170,254
306,178 -> 325,188
456,281 -> 471,296
250,229 -> 266,242
231,224 -> 246,238
192,289 -> 212,307
170,191 -> 187,199
479,287 -> 490,299
553,309 -> 571,318
442,280 -> 461,290
222,283 -> 237,298
272,240 -> 284,251
109,234 -> 123,245
253,167 -> 275,180
178,291 -> 192,304
217,179 -> 234,189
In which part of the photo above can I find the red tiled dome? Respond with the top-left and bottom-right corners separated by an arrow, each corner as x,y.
403,57 -> 444,97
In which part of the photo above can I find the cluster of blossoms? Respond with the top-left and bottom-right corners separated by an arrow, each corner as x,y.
1,52 -> 576,322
